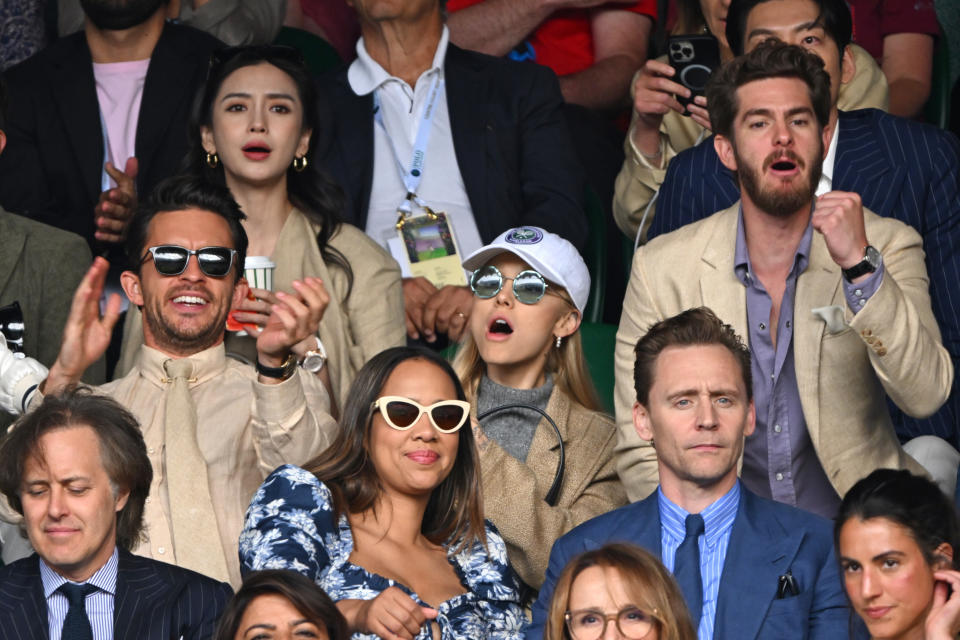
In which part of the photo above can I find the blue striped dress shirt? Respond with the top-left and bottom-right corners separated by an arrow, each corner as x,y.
659,482 -> 740,640
40,547 -> 117,640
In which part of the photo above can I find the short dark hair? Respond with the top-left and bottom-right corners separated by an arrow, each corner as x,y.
835,469 -> 960,570
726,0 -> 853,57
707,40 -> 832,140
633,307 -> 752,407
0,387 -> 153,551
305,346 -> 486,551
125,175 -> 248,281
214,570 -> 350,640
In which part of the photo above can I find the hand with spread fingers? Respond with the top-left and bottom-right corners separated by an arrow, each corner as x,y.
44,257 -> 123,394
255,277 -> 330,371
926,570 -> 960,640
94,158 -> 139,244
341,587 -> 438,640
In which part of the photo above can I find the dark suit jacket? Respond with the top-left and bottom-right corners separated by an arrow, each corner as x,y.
0,23 -> 222,255
315,44 -> 587,249
0,548 -> 233,640
651,109 -> 960,444
527,486 -> 851,640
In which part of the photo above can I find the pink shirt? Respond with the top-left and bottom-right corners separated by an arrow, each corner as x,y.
92,59 -> 150,187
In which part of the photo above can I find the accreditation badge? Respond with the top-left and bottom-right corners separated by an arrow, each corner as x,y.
397,212 -> 467,287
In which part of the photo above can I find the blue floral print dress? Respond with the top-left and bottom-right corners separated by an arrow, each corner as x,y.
240,464 -> 528,639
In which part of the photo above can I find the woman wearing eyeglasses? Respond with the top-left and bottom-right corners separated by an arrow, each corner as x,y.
239,346 -> 527,640
835,469 -> 960,640
544,544 -> 696,640
452,227 -> 626,592
118,46 -> 404,409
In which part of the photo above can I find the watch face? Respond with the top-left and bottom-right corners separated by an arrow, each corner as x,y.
865,245 -> 881,269
302,353 -> 325,373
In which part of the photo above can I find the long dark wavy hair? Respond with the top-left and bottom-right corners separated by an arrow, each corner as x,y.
305,346 -> 487,552
184,45 -> 353,293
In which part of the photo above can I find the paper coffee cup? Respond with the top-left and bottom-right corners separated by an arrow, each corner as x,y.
244,256 -> 275,291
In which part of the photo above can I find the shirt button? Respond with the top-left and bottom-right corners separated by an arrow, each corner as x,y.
775,472 -> 784,481
774,424 -> 782,433
854,289 -> 863,297
145,497 -> 151,504
157,546 -> 166,555
786,321 -> 791,328
759,322 -> 766,330
148,447 -> 155,454
858,299 -> 866,307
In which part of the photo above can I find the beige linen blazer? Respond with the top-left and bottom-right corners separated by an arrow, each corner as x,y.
612,44 -> 890,241
480,387 -> 627,590
613,203 -> 952,501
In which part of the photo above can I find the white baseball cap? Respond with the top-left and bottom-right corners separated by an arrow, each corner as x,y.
462,226 -> 590,313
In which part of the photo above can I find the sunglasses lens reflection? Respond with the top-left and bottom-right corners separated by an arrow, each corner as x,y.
513,271 -> 546,303
471,266 -> 502,299
385,400 -> 420,428
432,404 -> 466,431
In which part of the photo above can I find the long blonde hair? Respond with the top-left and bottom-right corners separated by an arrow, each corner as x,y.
453,284 -> 602,412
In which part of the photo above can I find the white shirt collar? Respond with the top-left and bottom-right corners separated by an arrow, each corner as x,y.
348,25 -> 450,96
816,117 -> 841,196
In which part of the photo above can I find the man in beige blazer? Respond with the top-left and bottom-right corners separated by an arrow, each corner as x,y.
614,41 -> 954,517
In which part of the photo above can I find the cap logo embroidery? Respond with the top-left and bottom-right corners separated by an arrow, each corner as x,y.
505,228 -> 543,244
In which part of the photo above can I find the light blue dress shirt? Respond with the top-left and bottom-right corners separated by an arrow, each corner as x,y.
40,546 -> 117,640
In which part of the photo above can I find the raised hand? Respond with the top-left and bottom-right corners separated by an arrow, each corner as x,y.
812,191 -> 870,278
630,60 -> 711,158
94,157 -> 138,244
926,570 -> 960,640
255,277 -> 329,369
45,257 -> 123,393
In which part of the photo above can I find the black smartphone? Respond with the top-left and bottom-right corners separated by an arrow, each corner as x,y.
666,35 -> 722,115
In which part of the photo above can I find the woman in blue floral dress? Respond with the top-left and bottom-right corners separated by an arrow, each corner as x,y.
240,346 -> 527,639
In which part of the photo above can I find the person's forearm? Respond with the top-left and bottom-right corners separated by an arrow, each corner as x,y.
446,0 -> 552,57
887,78 -> 931,119
559,55 -> 638,111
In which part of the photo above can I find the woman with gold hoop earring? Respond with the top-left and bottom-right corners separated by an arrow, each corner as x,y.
116,46 -> 405,414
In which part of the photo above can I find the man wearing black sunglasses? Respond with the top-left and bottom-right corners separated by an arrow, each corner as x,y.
39,176 -> 337,588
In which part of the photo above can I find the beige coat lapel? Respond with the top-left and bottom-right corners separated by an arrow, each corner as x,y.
699,205 -> 749,341
525,388 -> 571,496
793,233 -> 842,451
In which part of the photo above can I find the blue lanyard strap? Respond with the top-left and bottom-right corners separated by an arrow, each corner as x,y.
372,73 -> 444,227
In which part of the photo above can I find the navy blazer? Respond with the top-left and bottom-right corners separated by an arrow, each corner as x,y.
0,549 -> 233,640
315,44 -> 588,249
527,486 -> 852,640
0,23 -> 222,254
652,109 -> 960,443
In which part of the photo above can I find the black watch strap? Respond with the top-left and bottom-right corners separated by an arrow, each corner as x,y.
256,354 -> 297,380
842,245 -> 881,281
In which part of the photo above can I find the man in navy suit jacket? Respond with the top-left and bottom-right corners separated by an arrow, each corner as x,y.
527,309 -> 850,640
0,389 -> 231,640
650,0 -> 960,445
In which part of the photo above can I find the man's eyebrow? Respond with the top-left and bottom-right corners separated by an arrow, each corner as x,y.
747,20 -> 824,41
742,107 -> 774,119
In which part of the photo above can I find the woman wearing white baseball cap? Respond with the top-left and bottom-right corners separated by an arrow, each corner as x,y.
454,226 -> 627,593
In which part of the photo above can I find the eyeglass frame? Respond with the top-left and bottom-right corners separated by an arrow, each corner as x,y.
469,264 -> 554,304
371,396 -> 471,434
563,606 -> 660,640
140,245 -> 238,278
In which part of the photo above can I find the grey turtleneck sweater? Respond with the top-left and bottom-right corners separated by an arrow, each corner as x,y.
476,374 -> 554,463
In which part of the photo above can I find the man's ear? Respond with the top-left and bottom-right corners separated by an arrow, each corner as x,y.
715,134 -> 738,172
120,270 -> 143,306
232,277 -> 249,309
743,398 -> 757,438
0,130 -> 7,156
840,44 -> 856,86
633,401 -> 655,442
114,487 -> 130,513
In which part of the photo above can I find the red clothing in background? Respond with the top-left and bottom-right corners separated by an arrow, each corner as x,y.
848,0 -> 940,61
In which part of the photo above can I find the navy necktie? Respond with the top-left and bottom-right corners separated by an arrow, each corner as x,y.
674,513 -> 705,625
58,583 -> 97,640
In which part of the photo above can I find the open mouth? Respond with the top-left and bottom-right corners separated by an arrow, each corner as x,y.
771,159 -> 797,171
488,318 -> 513,335
242,143 -> 271,160
172,295 -> 208,307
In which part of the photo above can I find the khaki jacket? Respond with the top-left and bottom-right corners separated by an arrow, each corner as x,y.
613,44 -> 890,241
480,386 -> 627,590
613,203 -> 951,501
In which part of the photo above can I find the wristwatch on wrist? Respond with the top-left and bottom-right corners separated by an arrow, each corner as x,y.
842,245 -> 881,282
300,336 -> 328,374
256,353 -> 297,380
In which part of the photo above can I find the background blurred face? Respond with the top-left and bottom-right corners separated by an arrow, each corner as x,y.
839,517 -> 940,640
469,254 -> 579,386
698,0 -> 732,51
234,593 -> 329,640
369,358 -> 460,500
634,344 -> 755,494
80,0 -> 166,30
202,63 -> 311,190
21,426 -> 128,582
124,208 -> 244,357
567,566 -> 660,640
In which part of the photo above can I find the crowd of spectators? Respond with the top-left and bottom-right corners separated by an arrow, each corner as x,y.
0,0 -> 958,638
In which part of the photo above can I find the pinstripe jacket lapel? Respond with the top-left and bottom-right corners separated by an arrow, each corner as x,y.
833,111 -> 904,220
0,555 -> 49,640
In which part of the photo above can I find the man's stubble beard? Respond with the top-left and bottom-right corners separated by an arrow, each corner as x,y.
80,0 -> 166,31
143,296 -> 228,357
736,143 -> 823,219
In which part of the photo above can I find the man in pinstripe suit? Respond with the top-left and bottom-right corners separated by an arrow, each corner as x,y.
643,0 -> 960,446
0,389 -> 232,640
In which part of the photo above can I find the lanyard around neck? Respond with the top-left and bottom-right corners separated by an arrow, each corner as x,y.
372,72 -> 444,226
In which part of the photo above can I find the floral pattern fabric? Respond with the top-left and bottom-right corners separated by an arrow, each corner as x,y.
240,464 -> 528,640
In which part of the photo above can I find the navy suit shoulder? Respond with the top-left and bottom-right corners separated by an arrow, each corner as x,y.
315,43 -> 586,249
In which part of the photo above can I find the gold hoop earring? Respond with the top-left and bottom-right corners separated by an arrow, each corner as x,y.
206,152 -> 219,169
293,156 -> 308,172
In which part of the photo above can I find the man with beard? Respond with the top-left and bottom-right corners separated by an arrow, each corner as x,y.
0,0 -> 221,259
38,176 -> 337,588
612,41 -> 951,519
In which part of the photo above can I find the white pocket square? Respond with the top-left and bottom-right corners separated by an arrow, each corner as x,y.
812,305 -> 847,334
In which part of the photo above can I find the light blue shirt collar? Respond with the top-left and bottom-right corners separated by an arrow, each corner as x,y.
40,546 -> 118,598
658,481 -> 741,548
